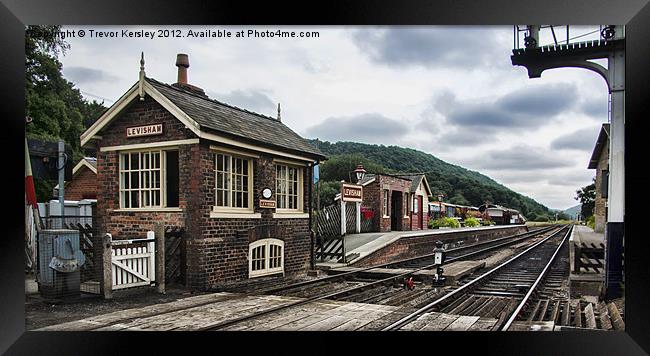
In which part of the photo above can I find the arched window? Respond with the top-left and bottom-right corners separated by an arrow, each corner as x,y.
249,238 -> 284,277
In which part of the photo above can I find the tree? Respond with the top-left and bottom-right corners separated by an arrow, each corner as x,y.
575,179 -> 596,219
25,25 -> 106,163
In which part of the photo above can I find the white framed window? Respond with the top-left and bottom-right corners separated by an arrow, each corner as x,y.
413,194 -> 419,214
276,164 -> 303,211
119,149 -> 182,209
383,190 -> 389,217
249,238 -> 284,278
214,152 -> 254,212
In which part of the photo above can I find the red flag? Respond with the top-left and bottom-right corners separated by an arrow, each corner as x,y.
25,138 -> 37,208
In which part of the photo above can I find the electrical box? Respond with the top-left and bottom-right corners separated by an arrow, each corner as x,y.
38,229 -> 83,300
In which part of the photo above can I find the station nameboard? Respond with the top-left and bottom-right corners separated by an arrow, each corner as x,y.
126,123 -> 163,138
259,199 -> 276,208
341,183 -> 363,203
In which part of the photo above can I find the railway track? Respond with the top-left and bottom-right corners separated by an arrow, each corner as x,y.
194,225 -> 565,331
255,225 -> 560,303
382,225 -> 572,331
384,225 -> 559,269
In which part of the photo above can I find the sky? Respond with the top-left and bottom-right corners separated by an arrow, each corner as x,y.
59,25 -> 611,211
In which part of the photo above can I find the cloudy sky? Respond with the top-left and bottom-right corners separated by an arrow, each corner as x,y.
60,26 -> 610,210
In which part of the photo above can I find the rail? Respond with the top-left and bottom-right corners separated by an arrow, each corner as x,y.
381,225 -> 570,331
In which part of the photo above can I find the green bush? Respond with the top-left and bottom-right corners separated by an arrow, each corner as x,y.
586,215 -> 595,229
428,217 -> 460,229
464,217 -> 480,227
480,219 -> 495,226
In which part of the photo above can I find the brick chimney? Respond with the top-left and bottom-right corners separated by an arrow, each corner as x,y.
176,53 -> 189,84
172,53 -> 207,97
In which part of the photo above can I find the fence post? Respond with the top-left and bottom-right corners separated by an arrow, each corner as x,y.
340,200 -> 346,236
155,223 -> 166,294
101,233 -> 113,299
355,202 -> 361,234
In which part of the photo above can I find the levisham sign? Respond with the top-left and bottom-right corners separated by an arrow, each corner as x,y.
341,183 -> 363,203
126,124 -> 163,138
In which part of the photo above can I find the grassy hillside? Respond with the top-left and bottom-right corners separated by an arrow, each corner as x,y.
311,140 -> 552,221
563,204 -> 582,218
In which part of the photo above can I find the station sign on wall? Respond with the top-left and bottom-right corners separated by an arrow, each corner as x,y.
126,123 -> 163,138
259,200 -> 276,208
341,183 -> 363,203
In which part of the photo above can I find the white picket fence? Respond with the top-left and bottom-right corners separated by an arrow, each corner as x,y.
111,237 -> 156,290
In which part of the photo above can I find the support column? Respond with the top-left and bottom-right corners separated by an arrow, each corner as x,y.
101,233 -> 113,299
605,29 -> 625,300
355,202 -> 361,234
154,223 -> 166,294
340,200 -> 346,236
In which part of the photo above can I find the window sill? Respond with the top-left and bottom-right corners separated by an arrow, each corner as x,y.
210,211 -> 261,219
113,208 -> 183,213
249,270 -> 284,278
273,212 -> 309,219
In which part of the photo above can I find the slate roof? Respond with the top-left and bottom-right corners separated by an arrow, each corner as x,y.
359,173 -> 377,186
588,123 -> 610,169
396,174 -> 426,193
84,157 -> 97,170
146,78 -> 326,160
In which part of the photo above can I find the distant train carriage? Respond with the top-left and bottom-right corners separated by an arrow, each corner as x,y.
478,204 -> 526,225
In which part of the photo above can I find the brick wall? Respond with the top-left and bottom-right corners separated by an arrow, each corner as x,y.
95,96 -> 194,238
594,140 -> 609,233
186,145 -> 311,290
354,226 -> 528,267
64,166 -> 97,200
363,175 -> 412,232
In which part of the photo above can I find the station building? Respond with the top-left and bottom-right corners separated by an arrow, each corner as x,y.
588,123 -> 610,233
80,54 -> 326,290
359,173 -> 431,232
54,157 -> 98,200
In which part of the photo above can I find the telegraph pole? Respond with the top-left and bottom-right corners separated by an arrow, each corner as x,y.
58,140 -> 66,222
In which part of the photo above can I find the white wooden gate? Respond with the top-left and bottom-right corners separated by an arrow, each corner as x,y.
111,237 -> 156,290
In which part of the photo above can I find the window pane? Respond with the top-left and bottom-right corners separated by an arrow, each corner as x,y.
142,171 -> 149,188
130,153 -> 139,170
153,152 -> 160,168
142,152 -> 149,169
130,172 -> 139,189
131,191 -> 139,207
122,154 -> 129,170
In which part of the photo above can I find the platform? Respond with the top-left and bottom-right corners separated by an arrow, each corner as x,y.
316,225 -> 525,269
37,291 -> 498,331
569,225 -> 605,296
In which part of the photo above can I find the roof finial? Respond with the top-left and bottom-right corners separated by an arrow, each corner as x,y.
138,52 -> 146,101
277,102 -> 281,122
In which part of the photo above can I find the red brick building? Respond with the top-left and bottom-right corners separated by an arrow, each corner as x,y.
80,54 -> 326,290
55,157 -> 98,200
359,173 -> 431,232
